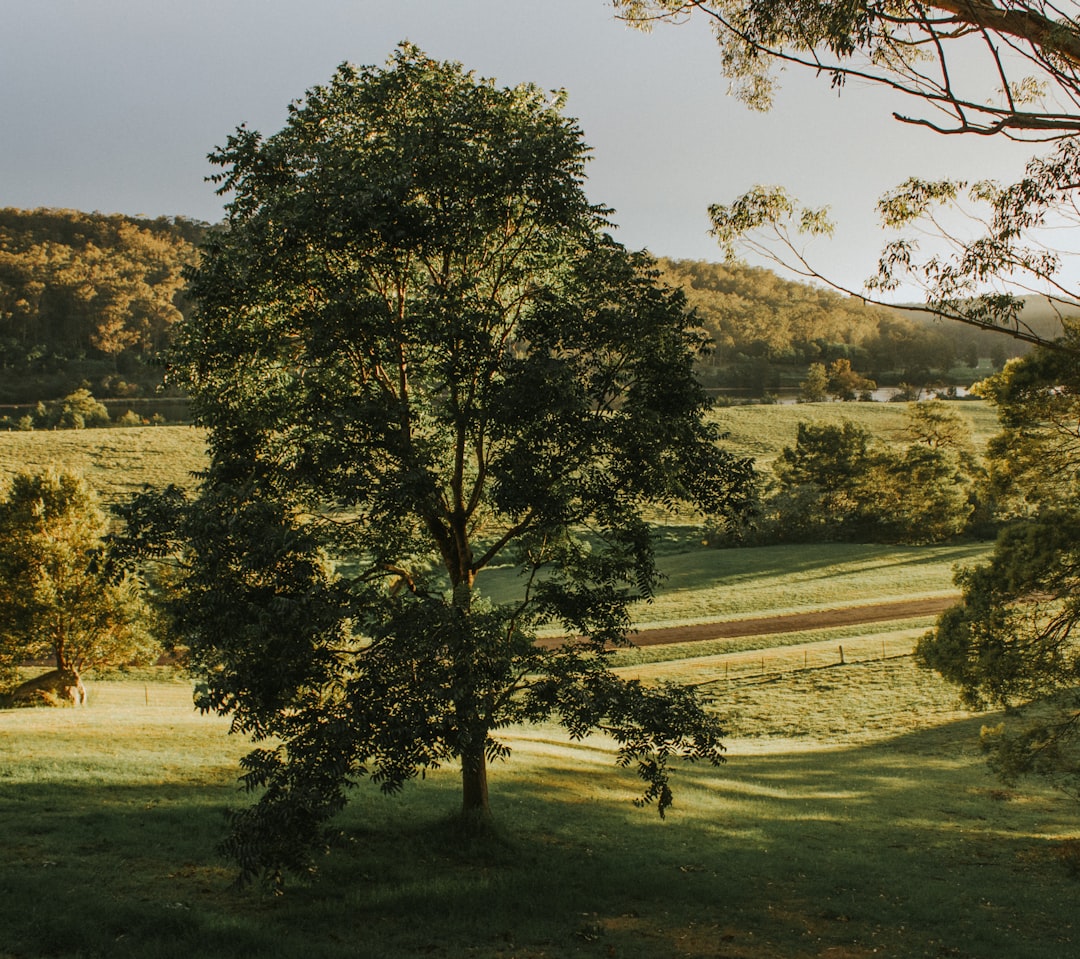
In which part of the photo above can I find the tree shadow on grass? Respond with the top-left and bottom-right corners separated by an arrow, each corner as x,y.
1,714 -> 1077,959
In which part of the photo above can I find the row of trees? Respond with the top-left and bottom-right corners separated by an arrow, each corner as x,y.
748,401 -> 985,545
0,204 -> 1007,407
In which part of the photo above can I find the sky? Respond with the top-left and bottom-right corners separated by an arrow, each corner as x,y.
1,0 -> 1037,296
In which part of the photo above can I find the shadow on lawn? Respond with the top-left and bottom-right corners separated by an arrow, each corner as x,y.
1,714 -> 1077,959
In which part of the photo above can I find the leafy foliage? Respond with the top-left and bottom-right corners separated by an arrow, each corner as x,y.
765,402 -> 981,544
0,208 -> 204,400
920,342 -> 1080,791
156,46 -> 755,884
0,470 -> 158,694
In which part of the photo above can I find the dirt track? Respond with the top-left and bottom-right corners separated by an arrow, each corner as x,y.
570,595 -> 957,649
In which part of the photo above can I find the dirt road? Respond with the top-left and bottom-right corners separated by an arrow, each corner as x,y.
627,595 -> 957,647
537,595 -> 958,650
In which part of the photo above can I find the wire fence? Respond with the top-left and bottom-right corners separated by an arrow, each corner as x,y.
683,636 -> 919,691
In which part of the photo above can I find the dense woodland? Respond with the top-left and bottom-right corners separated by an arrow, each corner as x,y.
0,208 -> 205,402
657,257 -> 1042,393
0,207 -> 1042,407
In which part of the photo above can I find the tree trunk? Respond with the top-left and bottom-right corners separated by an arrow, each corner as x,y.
460,740 -> 491,824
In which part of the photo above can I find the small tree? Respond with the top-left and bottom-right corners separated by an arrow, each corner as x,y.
769,421 -> 876,538
0,471 -> 157,705
826,359 -> 876,402
33,389 -> 111,430
162,46 -> 754,884
798,361 -> 829,402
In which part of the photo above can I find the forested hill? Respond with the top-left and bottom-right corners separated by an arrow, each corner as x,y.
0,209 -> 1034,404
656,258 -> 1026,390
0,208 -> 206,402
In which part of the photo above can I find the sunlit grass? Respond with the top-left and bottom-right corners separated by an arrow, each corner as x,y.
0,426 -> 207,504
480,541 -> 989,630
1,670 -> 1077,958
709,398 -> 1000,468
643,541 -> 987,626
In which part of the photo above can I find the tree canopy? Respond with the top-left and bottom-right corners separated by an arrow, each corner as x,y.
159,45 -> 754,885
0,471 -> 157,703
918,342 -> 1080,790
0,208 -> 204,400
616,1 -> 1080,349
763,402 -> 980,544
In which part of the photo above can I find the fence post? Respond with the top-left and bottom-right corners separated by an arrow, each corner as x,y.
838,645 -> 845,665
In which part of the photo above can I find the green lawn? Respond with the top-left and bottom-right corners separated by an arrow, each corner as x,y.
1,671 -> 1076,959
0,426 -> 207,504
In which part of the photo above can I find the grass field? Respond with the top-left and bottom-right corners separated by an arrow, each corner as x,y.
6,405 -> 1070,959
709,399 -> 1000,468
1,668 -> 1077,959
480,540 -> 988,631
0,426 -> 207,503
0,398 -> 1000,498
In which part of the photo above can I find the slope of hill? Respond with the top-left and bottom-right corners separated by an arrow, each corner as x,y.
0,208 -> 206,402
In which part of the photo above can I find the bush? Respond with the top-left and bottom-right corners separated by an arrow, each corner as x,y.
114,409 -> 143,427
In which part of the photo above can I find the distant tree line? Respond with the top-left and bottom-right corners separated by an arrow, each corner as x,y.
1,208 -> 1029,407
659,258 -> 1034,394
0,208 -> 205,402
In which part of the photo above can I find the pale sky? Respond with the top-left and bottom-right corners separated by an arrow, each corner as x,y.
1,0 -> 1036,295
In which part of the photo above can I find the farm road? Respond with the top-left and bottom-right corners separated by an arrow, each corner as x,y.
624,595 -> 958,648
535,595 -> 958,651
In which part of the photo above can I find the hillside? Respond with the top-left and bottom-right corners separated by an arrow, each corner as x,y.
1,206 -> 1003,406
658,257 -> 971,390
0,208 -> 206,402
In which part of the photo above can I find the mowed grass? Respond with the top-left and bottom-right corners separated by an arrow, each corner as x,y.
709,398 -> 1000,468
0,426 -> 207,504
1,667 -> 1077,959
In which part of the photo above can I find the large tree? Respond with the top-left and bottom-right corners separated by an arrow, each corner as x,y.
614,1 -> 1080,351
918,341 -> 1080,789
163,45 -> 753,884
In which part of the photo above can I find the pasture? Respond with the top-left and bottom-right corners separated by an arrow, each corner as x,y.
4,402 -> 1076,957
1,661 -> 1076,959
0,398 -> 1000,498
